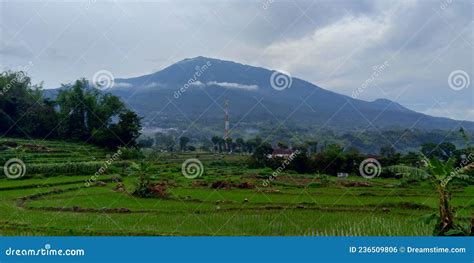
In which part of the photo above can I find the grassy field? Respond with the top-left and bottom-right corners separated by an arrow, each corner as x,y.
0,138 -> 473,236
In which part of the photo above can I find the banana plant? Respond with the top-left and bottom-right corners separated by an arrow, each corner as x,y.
388,156 -> 471,236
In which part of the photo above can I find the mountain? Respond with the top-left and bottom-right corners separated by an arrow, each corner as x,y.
103,57 -> 471,132
46,56 -> 472,140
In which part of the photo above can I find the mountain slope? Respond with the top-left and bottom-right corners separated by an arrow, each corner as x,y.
104,56 -> 471,134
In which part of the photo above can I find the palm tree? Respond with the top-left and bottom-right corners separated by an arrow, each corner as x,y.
211,136 -> 220,153
236,138 -> 244,153
225,137 -> 233,152
388,156 -> 470,235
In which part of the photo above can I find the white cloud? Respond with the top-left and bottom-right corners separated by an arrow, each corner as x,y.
207,81 -> 258,90
251,2 -> 473,120
189,81 -> 205,87
257,8 -> 405,95
262,15 -> 391,74
143,82 -> 163,89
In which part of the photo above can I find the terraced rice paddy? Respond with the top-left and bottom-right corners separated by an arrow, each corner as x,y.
1,138 -> 473,236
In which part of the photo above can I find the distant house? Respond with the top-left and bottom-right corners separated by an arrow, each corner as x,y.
269,148 -> 295,158
337,172 -> 349,179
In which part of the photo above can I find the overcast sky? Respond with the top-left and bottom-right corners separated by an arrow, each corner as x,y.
1,0 -> 472,120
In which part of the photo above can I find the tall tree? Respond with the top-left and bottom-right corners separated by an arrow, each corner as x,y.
235,138 -> 244,152
56,79 -> 89,140
0,71 -> 59,138
179,136 -> 190,151
112,110 -> 142,147
225,137 -> 233,152
211,136 -> 220,152
277,141 -> 288,149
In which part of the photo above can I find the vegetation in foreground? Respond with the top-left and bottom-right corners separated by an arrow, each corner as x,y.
0,138 -> 473,236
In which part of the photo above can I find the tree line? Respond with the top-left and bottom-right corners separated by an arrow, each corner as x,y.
0,71 -> 141,148
248,139 -> 474,177
143,130 -> 473,178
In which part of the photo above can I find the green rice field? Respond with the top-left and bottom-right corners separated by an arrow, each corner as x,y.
1,138 -> 473,236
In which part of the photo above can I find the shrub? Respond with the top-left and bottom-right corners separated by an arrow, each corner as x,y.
130,162 -> 169,198
118,146 -> 144,160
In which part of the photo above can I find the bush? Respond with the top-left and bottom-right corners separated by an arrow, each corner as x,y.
130,162 -> 169,198
118,146 -> 144,160
133,176 -> 169,198
314,174 -> 330,186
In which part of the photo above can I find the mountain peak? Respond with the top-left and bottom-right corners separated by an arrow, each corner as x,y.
181,56 -> 208,62
179,56 -> 221,64
177,56 -> 259,70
